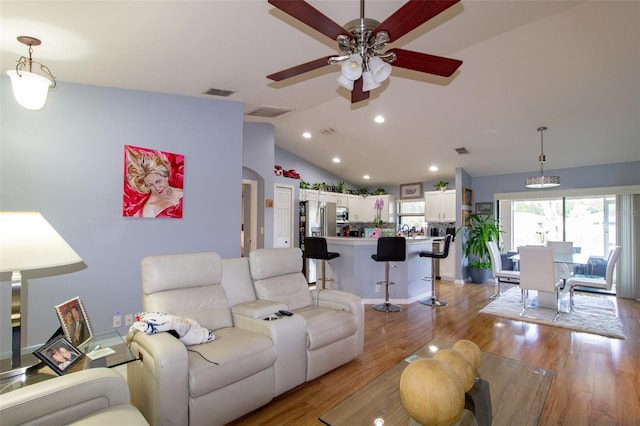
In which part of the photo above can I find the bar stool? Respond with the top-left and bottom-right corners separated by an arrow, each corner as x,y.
304,237 -> 340,289
371,237 -> 406,312
419,234 -> 452,307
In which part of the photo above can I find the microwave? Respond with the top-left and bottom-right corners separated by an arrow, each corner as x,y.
336,207 -> 348,223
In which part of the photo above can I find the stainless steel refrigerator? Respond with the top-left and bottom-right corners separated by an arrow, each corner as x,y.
304,201 -> 337,283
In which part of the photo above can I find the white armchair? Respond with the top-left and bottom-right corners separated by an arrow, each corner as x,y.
486,241 -> 520,300
0,368 -> 148,426
567,246 -> 621,311
518,246 -> 564,320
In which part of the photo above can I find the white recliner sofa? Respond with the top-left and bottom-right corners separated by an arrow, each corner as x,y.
0,368 -> 148,426
126,248 -> 363,426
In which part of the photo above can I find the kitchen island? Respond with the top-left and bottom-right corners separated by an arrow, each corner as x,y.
323,237 -> 439,305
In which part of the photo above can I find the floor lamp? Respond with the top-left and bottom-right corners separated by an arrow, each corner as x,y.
0,212 -> 83,379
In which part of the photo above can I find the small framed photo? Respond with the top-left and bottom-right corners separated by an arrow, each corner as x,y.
475,202 -> 493,216
462,188 -> 473,206
400,182 -> 423,199
55,297 -> 94,348
34,336 -> 83,375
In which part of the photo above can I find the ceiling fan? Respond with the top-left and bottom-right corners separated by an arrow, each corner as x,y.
266,0 -> 463,103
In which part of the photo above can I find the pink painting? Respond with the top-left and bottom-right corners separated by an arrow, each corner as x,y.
123,145 -> 184,218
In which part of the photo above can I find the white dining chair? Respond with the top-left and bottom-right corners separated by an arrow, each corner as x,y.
546,241 -> 573,282
486,241 -> 520,300
518,246 -> 564,320
566,246 -> 621,311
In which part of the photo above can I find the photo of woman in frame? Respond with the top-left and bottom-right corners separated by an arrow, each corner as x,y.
54,297 -> 94,348
34,336 -> 83,375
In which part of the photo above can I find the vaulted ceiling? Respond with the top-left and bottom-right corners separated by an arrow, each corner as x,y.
2,1 -> 638,186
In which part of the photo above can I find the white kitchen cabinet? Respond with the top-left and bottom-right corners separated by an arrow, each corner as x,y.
425,190 -> 456,222
299,189 -> 318,202
348,194 -> 395,223
319,191 -> 348,207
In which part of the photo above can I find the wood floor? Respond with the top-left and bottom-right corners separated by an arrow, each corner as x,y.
229,281 -> 640,426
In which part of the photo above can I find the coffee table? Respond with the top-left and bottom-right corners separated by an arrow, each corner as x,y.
319,338 -> 553,426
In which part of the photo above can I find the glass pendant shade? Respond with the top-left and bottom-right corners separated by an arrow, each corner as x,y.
362,71 -> 380,91
368,56 -> 392,83
6,70 -> 53,110
341,54 -> 363,80
337,73 -> 355,90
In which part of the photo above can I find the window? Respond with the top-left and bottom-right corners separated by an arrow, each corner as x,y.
397,200 -> 426,231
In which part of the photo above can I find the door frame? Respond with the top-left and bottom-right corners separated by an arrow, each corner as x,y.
242,179 -> 258,255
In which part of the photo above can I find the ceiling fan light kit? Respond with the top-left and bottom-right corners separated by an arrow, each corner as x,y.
267,0 -> 463,103
525,126 -> 561,189
6,36 -> 57,110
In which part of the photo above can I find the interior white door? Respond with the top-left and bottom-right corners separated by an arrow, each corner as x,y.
274,184 -> 294,248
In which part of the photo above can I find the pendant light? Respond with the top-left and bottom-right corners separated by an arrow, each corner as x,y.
6,36 -> 57,110
525,126 -> 560,189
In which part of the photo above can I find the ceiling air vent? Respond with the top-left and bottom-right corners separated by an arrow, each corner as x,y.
246,106 -> 292,118
203,88 -> 235,97
454,147 -> 469,155
320,128 -> 336,135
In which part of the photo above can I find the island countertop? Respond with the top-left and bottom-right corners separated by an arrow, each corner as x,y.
322,237 -> 437,304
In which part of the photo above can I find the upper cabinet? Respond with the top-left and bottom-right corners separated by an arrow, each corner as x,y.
349,194 -> 395,223
425,190 -> 456,222
299,189 -> 319,202
319,191 -> 348,207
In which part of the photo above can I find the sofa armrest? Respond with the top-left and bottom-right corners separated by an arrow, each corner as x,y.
0,368 -> 139,425
312,289 -> 365,357
231,299 -> 288,319
126,331 -> 189,426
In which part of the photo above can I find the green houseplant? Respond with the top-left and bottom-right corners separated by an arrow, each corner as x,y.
458,213 -> 503,283
434,180 -> 449,191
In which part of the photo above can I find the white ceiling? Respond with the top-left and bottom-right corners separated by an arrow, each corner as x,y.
2,1 -> 639,186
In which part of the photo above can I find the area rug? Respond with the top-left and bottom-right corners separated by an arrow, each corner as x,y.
479,287 -> 626,339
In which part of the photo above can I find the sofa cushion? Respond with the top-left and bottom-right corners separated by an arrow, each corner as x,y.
221,257 -> 256,307
295,306 -> 358,351
187,327 -> 276,398
141,252 -> 233,331
249,248 -> 313,310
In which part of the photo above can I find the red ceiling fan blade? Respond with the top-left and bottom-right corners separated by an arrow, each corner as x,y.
268,0 -> 349,41
374,0 -> 460,42
351,78 -> 370,103
267,56 -> 334,81
392,48 -> 462,77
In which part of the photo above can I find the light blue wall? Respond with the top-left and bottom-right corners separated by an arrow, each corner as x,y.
1,79 -> 244,348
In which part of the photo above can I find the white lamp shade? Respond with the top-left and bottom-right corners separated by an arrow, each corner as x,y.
362,71 -> 381,92
0,212 -> 82,272
341,54 -> 363,80
6,70 -> 53,111
337,73 -> 355,90
368,56 -> 392,83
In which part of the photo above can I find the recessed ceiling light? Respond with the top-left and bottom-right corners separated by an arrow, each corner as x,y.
429,165 -> 438,172
363,175 -> 370,180
302,131 -> 311,139
332,157 -> 341,163
374,115 -> 385,123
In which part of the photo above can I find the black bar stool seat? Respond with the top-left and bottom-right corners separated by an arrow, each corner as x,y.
419,234 -> 452,307
371,237 -> 406,312
304,237 -> 340,289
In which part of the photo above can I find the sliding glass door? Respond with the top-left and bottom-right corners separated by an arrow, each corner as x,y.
565,196 -> 616,258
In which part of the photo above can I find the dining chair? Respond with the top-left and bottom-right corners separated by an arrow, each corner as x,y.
566,246 -> 621,311
518,246 -> 564,320
486,241 -> 520,300
546,241 -> 573,282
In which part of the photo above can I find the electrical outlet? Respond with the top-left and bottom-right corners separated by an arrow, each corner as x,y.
375,284 -> 381,293
125,314 -> 134,326
113,311 -> 122,328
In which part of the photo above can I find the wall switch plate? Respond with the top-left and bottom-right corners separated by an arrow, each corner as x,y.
375,284 -> 381,293
113,315 -> 122,328
125,314 -> 134,326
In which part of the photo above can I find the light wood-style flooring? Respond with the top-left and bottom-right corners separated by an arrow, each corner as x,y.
230,281 -> 640,425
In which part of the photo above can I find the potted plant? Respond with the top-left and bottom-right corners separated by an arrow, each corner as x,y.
434,180 -> 449,191
458,214 -> 503,284
337,181 -> 347,193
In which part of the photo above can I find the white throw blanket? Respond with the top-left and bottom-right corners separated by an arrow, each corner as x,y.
129,312 -> 215,345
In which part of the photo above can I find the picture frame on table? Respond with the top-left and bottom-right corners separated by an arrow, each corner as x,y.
54,297 -> 94,348
33,336 -> 84,375
462,188 -> 473,206
475,202 -> 493,216
400,182 -> 423,199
